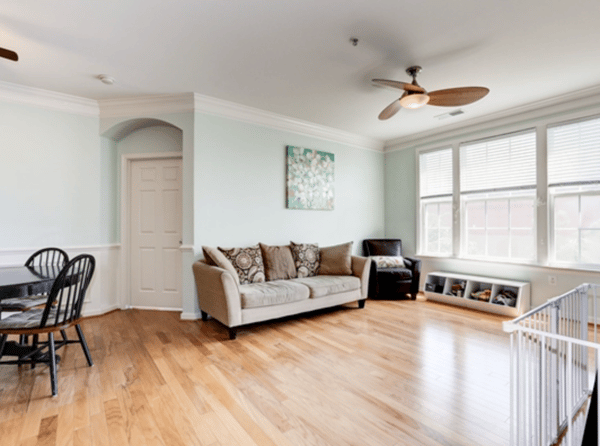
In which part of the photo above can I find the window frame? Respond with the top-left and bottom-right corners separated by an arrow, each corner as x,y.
460,190 -> 537,263
417,147 -> 453,257
458,129 -> 538,264
412,108 -> 600,273
420,196 -> 453,257
548,187 -> 600,268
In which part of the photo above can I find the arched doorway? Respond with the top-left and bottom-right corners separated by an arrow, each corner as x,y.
103,119 -> 184,311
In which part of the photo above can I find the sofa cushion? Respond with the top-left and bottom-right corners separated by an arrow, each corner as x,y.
239,280 -> 310,309
319,242 -> 353,275
290,242 -> 320,278
259,243 -> 297,281
218,245 -> 266,285
202,246 -> 240,285
290,276 -> 360,298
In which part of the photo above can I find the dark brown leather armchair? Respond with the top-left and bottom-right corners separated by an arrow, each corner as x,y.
363,239 -> 421,300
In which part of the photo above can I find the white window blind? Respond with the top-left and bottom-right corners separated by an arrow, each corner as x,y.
460,130 -> 536,194
548,116 -> 600,187
419,148 -> 452,198
419,148 -> 453,256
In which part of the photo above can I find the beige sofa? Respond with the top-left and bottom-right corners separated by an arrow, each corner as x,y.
192,254 -> 371,339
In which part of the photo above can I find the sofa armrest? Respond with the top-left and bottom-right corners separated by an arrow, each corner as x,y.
192,261 -> 242,327
351,255 -> 371,300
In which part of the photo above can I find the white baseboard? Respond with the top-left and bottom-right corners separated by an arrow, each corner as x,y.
180,311 -> 201,321
128,305 -> 182,312
82,304 -> 122,318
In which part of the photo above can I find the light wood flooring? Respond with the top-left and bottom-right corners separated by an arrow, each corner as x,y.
0,296 -> 512,446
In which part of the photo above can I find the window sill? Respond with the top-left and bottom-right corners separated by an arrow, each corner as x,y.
416,254 -> 600,274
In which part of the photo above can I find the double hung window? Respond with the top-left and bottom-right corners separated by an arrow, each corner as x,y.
460,130 -> 537,262
548,116 -> 600,266
419,148 -> 453,256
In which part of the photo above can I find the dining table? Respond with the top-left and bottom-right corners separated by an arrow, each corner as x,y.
0,264 -> 62,298
0,264 -> 62,358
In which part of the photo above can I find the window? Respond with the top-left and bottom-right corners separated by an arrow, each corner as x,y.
460,130 -> 536,262
548,116 -> 600,266
419,148 -> 452,255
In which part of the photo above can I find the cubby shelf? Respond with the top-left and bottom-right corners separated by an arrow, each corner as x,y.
424,271 -> 530,317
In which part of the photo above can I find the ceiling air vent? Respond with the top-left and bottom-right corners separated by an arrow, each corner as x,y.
435,109 -> 464,120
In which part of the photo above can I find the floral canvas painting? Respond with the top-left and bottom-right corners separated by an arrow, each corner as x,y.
286,146 -> 334,210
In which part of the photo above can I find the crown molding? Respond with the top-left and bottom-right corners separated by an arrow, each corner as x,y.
98,92 -> 383,151
193,93 -> 385,152
385,84 -> 600,152
0,80 -> 99,116
98,93 -> 195,118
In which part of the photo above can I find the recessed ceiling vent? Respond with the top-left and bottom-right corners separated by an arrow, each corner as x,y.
435,109 -> 465,120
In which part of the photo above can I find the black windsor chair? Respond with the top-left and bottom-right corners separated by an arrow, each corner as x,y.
0,247 -> 69,315
0,254 -> 95,396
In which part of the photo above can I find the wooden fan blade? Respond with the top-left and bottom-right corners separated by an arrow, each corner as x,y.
378,99 -> 402,120
0,47 -> 18,61
372,79 -> 425,93
427,87 -> 489,106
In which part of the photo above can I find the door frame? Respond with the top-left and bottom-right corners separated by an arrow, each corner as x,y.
119,152 -> 183,310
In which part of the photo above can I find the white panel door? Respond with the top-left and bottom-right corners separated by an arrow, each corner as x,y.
130,158 -> 182,309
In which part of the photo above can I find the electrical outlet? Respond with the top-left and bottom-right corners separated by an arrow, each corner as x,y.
548,275 -> 557,286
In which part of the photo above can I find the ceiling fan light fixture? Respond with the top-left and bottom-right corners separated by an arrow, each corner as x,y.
399,93 -> 430,109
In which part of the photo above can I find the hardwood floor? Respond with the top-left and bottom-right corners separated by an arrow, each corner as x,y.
0,296 -> 512,446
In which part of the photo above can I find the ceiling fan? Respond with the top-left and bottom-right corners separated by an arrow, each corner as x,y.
0,47 -> 18,62
373,66 -> 489,120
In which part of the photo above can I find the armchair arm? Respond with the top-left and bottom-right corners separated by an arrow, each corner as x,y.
403,256 -> 422,296
192,261 -> 242,327
351,256 -> 371,300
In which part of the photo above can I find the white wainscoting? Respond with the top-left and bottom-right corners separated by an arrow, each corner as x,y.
0,245 -> 121,318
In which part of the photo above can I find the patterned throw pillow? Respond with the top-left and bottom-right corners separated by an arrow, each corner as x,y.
218,245 -> 266,284
371,256 -> 405,268
289,242 -> 320,278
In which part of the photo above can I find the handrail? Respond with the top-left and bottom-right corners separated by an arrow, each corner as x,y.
506,283 -> 593,326
504,283 -> 600,446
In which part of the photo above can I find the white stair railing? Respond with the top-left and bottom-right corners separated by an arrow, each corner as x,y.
503,284 -> 600,446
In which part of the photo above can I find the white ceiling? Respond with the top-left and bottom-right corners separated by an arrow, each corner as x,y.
2,0 -> 600,143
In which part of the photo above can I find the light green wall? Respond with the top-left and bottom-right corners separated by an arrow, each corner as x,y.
116,124 -> 182,156
99,137 -> 118,244
384,148 -> 417,255
0,101 -> 101,248
193,113 -> 385,258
